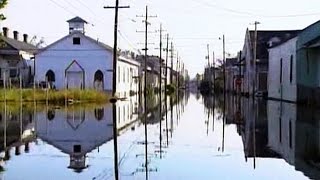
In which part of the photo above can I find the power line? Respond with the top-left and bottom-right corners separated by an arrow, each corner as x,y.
74,0 -> 98,17
189,0 -> 320,18
48,0 -> 77,16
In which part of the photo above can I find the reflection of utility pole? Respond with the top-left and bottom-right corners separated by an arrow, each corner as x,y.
170,42 -> 174,85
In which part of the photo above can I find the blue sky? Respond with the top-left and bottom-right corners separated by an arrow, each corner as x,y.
2,0 -> 320,77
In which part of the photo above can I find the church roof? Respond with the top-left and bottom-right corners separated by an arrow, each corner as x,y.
67,16 -> 88,23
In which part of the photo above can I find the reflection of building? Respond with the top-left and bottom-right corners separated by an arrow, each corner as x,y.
36,105 -> 113,172
238,98 -> 279,159
267,101 -> 296,165
267,100 -> 320,179
0,106 -> 35,165
117,95 -> 140,133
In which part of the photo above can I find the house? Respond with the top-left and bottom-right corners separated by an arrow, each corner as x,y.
296,20 -> 320,105
268,34 -> 300,102
35,17 -> 113,90
117,50 -> 140,97
35,16 -> 139,98
241,29 -> 300,96
136,55 -> 166,91
0,27 -> 37,87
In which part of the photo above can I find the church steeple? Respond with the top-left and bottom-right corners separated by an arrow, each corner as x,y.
67,16 -> 88,34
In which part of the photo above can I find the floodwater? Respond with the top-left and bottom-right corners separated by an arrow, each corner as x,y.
0,91 -> 319,180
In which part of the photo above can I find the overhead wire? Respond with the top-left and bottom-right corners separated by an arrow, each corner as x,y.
188,0 -> 320,18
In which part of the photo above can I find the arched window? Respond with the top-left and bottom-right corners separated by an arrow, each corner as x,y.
45,70 -> 55,82
94,108 -> 104,121
290,55 -> 293,83
94,70 -> 104,90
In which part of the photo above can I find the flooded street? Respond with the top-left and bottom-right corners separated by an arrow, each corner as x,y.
0,92 -> 319,179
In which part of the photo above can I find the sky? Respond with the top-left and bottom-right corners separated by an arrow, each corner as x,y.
2,0 -> 320,78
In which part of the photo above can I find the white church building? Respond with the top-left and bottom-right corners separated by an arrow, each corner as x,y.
35,17 -> 140,97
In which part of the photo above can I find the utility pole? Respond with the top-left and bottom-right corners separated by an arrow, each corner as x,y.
222,35 -> 226,98
176,51 -> 179,89
170,42 -> 174,85
207,44 -> 210,67
104,2 -> 129,180
213,51 -> 215,89
252,21 -> 260,97
165,34 -> 169,96
104,1 -> 130,97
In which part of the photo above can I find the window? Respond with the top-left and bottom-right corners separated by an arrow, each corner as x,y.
306,50 -> 310,74
123,67 -> 125,82
127,68 -> 129,83
279,117 -> 282,143
10,69 -> 17,78
73,145 -> 81,153
289,120 -> 292,149
94,108 -> 104,121
290,55 -> 293,83
280,58 -> 283,84
73,37 -> 81,45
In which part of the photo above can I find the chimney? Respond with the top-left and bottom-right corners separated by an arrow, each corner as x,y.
13,30 -> 19,40
23,34 -> 28,43
2,27 -> 8,37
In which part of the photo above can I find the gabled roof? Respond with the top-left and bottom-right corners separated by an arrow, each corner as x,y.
0,36 -> 38,54
37,31 -> 113,55
247,30 -> 301,60
67,16 -> 88,23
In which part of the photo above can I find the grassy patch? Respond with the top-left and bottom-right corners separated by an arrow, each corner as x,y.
0,89 -> 110,104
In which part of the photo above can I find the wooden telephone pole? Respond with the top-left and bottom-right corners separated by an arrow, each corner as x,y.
104,1 -> 130,97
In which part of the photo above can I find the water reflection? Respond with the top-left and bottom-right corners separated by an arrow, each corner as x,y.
36,105 -> 113,173
203,94 -> 320,179
2,90 -> 320,179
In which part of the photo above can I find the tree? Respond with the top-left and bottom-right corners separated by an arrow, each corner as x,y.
29,35 -> 46,48
0,0 -> 8,20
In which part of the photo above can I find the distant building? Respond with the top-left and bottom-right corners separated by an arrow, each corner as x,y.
225,58 -> 238,92
241,29 -> 300,96
0,27 -> 37,87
